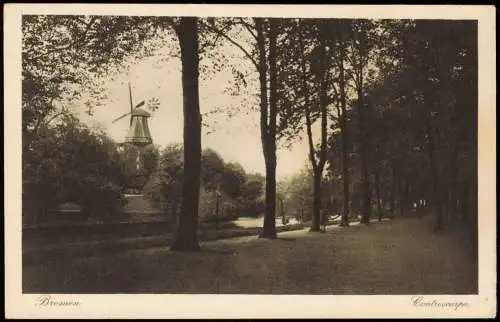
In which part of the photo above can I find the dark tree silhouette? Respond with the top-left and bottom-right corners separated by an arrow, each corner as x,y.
171,17 -> 202,251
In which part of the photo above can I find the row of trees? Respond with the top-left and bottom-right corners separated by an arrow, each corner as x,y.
174,17 -> 477,250
22,16 -> 477,251
143,144 -> 265,224
22,118 -> 264,227
323,20 -> 478,233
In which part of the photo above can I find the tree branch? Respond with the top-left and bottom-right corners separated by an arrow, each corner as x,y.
327,111 -> 339,123
29,17 -> 98,61
238,18 -> 258,42
344,51 -> 354,67
44,109 -> 68,128
32,97 -> 57,136
199,20 -> 259,70
347,70 -> 361,91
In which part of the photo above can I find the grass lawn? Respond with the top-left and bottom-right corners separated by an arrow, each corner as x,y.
22,216 -> 477,294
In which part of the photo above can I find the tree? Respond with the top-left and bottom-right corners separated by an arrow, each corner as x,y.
277,19 -> 344,232
279,167 -> 314,223
260,17 -> 279,238
289,19 -> 332,232
348,20 -> 379,225
119,144 -> 159,193
241,173 -> 265,217
410,20 -> 477,231
170,17 -> 202,251
23,116 -> 126,225
200,17 -> 279,239
220,162 -> 247,199
200,148 -> 225,191
333,19 -> 353,227
309,21 -> 333,232
143,143 -> 184,219
354,19 -> 477,236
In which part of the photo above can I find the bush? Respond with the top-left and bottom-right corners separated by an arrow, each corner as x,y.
23,120 -> 127,225
80,182 -> 126,222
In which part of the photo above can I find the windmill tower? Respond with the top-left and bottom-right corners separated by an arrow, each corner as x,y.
112,82 -> 153,147
112,82 -> 154,193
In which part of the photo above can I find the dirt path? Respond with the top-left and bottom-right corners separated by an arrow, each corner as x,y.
23,217 -> 477,294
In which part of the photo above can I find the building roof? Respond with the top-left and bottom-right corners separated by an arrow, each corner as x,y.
131,107 -> 151,117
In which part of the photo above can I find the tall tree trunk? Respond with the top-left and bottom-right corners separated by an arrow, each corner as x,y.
398,178 -> 408,218
297,21 -> 327,232
171,17 -> 201,251
356,30 -> 371,225
258,18 -> 277,239
315,74 -> 329,231
170,197 -> 180,225
311,171 -> 322,231
262,161 -> 277,238
338,36 -> 350,227
426,122 -> 443,231
310,87 -> 328,232
448,109 -> 459,224
390,165 -> 396,218
357,73 -> 371,224
305,101 -> 320,232
375,171 -> 383,222
389,179 -> 396,218
404,180 -> 411,217
423,93 -> 443,231
305,23 -> 329,232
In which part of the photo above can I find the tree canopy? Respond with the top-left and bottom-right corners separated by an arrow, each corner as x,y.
22,16 -> 477,246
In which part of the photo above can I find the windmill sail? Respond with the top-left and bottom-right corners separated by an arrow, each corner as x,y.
128,82 -> 133,125
111,112 -> 131,124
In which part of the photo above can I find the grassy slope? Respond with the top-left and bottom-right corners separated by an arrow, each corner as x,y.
23,217 -> 477,294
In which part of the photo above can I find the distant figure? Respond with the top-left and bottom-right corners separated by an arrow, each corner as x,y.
320,212 -> 328,233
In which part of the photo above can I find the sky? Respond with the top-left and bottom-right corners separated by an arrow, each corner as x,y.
74,34 -> 317,180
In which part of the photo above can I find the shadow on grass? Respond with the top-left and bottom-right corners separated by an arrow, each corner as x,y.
277,237 -> 297,242
198,247 -> 236,255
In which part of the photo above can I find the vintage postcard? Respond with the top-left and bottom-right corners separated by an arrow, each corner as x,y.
4,3 -> 496,319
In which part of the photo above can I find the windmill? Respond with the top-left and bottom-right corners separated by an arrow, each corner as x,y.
112,82 -> 155,193
112,82 -> 153,147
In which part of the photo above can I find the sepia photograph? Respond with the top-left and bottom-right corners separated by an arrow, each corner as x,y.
4,4 -> 496,319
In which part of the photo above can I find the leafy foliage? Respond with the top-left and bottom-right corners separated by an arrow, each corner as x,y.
119,144 -> 160,193
23,117 -> 127,225
22,15 -> 171,131
22,16 -> 477,241
143,144 -> 265,222
323,19 -> 477,231
22,15 -> 173,226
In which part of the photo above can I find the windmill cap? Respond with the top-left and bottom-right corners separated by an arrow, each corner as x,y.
131,107 -> 151,117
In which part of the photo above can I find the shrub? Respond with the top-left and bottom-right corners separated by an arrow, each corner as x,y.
23,120 -> 126,225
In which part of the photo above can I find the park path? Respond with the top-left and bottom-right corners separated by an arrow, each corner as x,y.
23,217 -> 477,294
